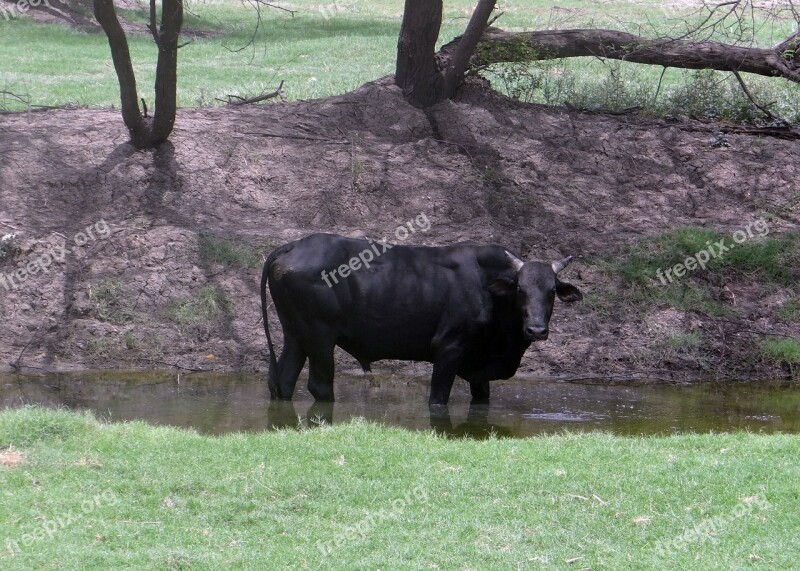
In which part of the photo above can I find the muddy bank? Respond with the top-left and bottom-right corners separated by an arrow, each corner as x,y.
0,77 -> 797,381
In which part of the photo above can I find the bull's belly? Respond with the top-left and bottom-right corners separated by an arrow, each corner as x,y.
337,334 -> 434,364
336,318 -> 438,363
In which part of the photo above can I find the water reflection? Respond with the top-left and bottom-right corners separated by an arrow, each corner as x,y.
0,371 -> 798,438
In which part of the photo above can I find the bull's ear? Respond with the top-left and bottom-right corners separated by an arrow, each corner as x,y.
556,281 -> 582,302
488,278 -> 517,298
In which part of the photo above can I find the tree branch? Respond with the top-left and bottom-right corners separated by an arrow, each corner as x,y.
442,0 -> 497,99
442,27 -> 800,84
731,69 -> 788,124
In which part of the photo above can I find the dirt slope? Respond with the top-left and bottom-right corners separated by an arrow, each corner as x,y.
0,77 -> 797,381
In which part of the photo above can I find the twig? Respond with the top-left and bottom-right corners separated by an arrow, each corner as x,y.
138,358 -> 211,372
240,131 -> 349,144
0,221 -> 18,230
12,318 -> 50,372
257,1 -> 296,16
730,69 -> 789,125
219,80 -> 286,105
0,90 -> 30,107
486,10 -> 503,28
0,102 -> 87,115
565,102 -> 643,116
551,373 -> 681,384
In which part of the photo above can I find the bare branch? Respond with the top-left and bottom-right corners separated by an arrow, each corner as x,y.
217,81 -> 286,105
731,69 -> 788,124
0,90 -> 31,108
225,0 -> 294,57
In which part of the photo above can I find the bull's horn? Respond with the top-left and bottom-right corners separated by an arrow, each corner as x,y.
504,251 -> 525,272
552,256 -> 573,274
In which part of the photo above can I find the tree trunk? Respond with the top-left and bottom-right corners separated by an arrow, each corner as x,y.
395,0 -> 444,107
94,0 -> 184,149
396,0 -> 501,107
93,0 -> 150,147
152,0 -> 183,142
444,27 -> 800,83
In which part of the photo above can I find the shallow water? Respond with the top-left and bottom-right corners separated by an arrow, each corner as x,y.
1,371 -> 799,438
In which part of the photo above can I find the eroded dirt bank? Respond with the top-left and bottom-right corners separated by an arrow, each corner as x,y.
0,77 -> 797,381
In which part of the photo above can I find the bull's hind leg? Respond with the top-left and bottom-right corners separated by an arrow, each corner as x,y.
270,332 -> 307,400
306,344 -> 336,401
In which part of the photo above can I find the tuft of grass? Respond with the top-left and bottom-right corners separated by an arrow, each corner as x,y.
0,407 -> 799,569
598,227 -> 799,317
0,406 -> 96,446
85,336 -> 115,358
89,278 -> 136,324
85,331 -> 162,362
761,338 -> 800,365
777,296 -> 800,321
651,332 -> 711,370
617,227 -> 722,286
163,285 -> 230,336
0,233 -> 19,263
198,233 -> 263,269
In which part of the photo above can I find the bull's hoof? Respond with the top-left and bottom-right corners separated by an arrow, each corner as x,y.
428,402 -> 450,415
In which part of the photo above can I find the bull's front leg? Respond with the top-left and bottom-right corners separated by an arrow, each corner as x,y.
469,380 -> 490,403
429,344 -> 464,405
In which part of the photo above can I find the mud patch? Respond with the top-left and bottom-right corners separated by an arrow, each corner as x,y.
0,445 -> 25,468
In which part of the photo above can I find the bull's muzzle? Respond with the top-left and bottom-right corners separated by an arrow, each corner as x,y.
525,326 -> 549,341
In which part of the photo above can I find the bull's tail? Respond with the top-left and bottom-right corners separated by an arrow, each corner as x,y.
261,255 -> 279,398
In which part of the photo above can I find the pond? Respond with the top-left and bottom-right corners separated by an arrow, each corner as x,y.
1,371 -> 799,438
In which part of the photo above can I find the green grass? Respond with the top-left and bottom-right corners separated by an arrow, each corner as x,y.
197,233 -> 264,269
89,278 -> 136,324
0,407 -> 798,569
778,297 -> 800,321
595,226 -> 800,317
1,0 -> 799,122
761,338 -> 800,366
0,234 -> 19,263
162,284 -> 231,335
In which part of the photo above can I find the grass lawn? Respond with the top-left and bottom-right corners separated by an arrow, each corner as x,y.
1,0 -> 799,121
1,407 -> 798,569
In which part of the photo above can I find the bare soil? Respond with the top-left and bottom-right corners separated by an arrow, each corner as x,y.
0,76 -> 797,382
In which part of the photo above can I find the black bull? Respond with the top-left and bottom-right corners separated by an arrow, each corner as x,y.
261,233 -> 581,405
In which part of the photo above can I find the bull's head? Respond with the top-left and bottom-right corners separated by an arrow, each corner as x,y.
489,251 -> 582,342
